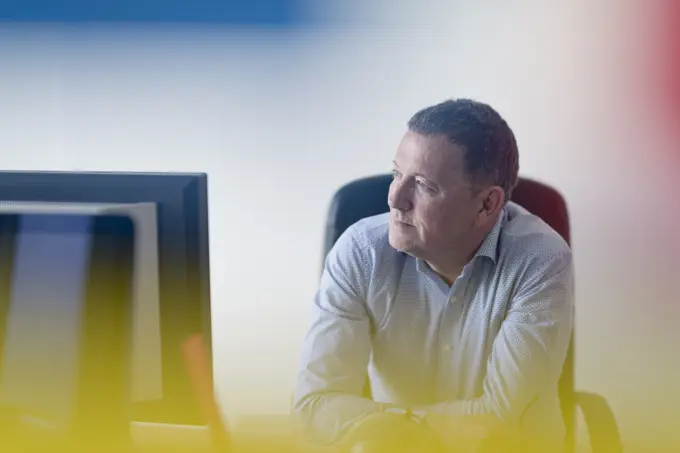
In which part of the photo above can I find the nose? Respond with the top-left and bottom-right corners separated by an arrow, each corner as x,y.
387,177 -> 413,212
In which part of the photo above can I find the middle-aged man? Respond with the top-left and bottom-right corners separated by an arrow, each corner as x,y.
293,99 -> 574,453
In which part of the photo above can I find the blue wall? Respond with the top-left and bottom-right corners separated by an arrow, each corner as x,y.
0,0 -> 304,25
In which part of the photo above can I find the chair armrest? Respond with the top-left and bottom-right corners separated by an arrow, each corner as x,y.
575,391 -> 622,453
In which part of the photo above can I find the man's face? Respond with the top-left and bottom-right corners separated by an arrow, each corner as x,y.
388,131 -> 482,261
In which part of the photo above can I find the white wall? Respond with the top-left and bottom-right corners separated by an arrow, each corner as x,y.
1,1 -> 677,450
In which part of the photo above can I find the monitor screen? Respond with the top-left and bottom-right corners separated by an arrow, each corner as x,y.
0,215 -> 94,429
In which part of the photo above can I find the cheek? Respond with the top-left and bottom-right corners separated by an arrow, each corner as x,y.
416,199 -> 469,237
414,202 -> 447,232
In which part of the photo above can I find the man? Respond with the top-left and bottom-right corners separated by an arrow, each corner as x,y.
293,99 -> 574,452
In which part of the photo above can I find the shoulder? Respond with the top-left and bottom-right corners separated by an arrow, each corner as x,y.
329,212 -> 394,268
499,202 -> 573,279
323,213 -> 401,301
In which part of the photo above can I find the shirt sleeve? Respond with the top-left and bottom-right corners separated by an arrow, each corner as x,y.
414,244 -> 575,423
292,224 -> 381,444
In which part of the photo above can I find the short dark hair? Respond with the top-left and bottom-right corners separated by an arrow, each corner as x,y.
407,98 -> 519,202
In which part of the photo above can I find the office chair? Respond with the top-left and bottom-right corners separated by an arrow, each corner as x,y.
322,174 -> 622,453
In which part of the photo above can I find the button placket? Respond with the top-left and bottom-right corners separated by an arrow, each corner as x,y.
436,292 -> 462,398
438,265 -> 474,398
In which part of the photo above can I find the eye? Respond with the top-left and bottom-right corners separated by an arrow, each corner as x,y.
391,170 -> 401,180
416,179 -> 435,192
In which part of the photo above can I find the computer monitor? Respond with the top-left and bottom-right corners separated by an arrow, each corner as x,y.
0,171 -> 212,426
0,212 -> 136,451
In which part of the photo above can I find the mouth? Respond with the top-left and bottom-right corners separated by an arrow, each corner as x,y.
392,217 -> 414,227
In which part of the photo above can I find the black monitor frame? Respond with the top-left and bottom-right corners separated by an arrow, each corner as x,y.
0,171 -> 211,426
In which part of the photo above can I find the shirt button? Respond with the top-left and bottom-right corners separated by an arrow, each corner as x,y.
442,344 -> 452,352
450,296 -> 457,304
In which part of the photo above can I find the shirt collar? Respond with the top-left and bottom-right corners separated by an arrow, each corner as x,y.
474,207 -> 506,263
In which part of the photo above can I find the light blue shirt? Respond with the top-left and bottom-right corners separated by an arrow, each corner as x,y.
293,202 -> 574,448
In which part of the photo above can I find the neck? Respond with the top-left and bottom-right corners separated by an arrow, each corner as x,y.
426,259 -> 467,286
425,228 -> 491,285
427,264 -> 462,287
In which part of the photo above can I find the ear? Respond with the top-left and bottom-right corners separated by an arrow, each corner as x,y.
476,186 -> 505,226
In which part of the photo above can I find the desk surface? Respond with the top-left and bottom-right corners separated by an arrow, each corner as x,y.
4,414 -> 318,453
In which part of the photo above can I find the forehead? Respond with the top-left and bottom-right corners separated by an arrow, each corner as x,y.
393,130 -> 466,185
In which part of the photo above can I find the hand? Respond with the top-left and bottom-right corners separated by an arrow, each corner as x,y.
339,412 -> 440,453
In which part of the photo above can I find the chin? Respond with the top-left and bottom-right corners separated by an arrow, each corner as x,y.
388,229 -> 417,254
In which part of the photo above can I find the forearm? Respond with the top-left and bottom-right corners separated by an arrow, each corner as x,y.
294,392 -> 382,444
413,397 -> 493,419
411,363 -> 555,424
